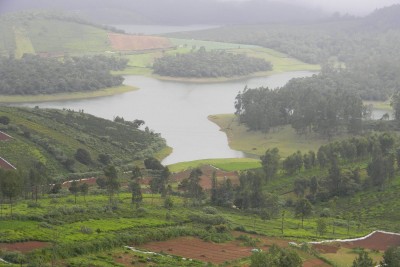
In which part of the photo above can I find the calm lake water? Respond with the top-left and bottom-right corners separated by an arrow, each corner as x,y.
20,72 -> 315,165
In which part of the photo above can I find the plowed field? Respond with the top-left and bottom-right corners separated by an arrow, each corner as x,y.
141,236 -> 252,264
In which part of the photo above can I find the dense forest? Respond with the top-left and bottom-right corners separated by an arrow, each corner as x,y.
235,68 -> 367,138
0,55 -> 128,95
153,48 -> 272,78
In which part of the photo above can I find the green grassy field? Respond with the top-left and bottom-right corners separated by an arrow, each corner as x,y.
25,19 -> 111,54
364,100 -> 392,111
0,191 -> 369,266
322,248 -> 382,267
209,114 -> 330,158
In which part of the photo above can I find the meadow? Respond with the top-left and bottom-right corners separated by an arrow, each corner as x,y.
208,114 -> 329,158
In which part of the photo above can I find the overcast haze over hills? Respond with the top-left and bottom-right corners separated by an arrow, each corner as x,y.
3,0 -> 396,24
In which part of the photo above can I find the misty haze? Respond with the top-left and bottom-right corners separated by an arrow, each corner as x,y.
0,0 -> 400,266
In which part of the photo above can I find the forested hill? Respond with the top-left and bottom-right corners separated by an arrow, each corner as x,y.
0,107 -> 167,178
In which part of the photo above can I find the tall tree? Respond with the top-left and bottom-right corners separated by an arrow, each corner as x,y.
261,148 -> 280,182
80,183 -> 89,203
0,170 -> 22,217
381,246 -> 400,267
103,165 -> 120,203
186,168 -> 204,205
353,250 -> 375,267
29,161 -> 47,203
295,198 -> 313,228
69,181 -> 79,204
129,181 -> 142,209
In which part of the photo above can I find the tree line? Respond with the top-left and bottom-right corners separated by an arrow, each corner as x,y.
235,69 -> 364,138
153,47 -> 272,78
0,54 -> 128,95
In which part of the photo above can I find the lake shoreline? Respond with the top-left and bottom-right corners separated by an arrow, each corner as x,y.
0,85 -> 137,104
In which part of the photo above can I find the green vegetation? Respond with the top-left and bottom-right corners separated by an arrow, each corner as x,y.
0,12 -> 116,57
0,107 -> 166,177
1,132 -> 400,266
234,70 -> 364,137
118,38 -> 319,78
0,55 -> 127,95
153,47 -> 272,78
322,248 -> 381,267
209,114 -> 328,157
171,5 -> 400,101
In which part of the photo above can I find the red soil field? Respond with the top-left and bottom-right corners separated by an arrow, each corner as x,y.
141,236 -> 253,264
0,241 -> 50,253
0,131 -> 12,141
170,165 -> 240,190
342,231 -> 400,251
108,33 -> 173,51
312,243 -> 340,254
0,157 -> 16,170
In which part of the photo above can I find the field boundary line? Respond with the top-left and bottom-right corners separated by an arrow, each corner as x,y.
309,230 -> 400,245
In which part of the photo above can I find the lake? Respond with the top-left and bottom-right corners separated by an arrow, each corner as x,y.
20,71 -> 315,165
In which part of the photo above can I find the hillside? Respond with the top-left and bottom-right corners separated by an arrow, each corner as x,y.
169,4 -> 400,64
0,106 -> 167,178
0,12 -> 172,58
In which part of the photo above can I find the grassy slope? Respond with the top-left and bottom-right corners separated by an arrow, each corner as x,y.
209,114 -> 329,158
0,107 -> 167,177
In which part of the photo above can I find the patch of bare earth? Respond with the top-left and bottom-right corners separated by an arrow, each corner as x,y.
0,157 -> 15,170
312,243 -> 340,254
108,33 -> 173,51
0,241 -> 50,253
140,236 -> 252,264
170,165 -> 240,190
0,131 -> 12,141
342,231 -> 400,251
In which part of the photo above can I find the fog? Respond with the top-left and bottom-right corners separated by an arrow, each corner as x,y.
275,0 -> 400,16
0,0 -> 399,24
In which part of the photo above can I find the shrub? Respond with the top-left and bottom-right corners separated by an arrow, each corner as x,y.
2,251 -> 27,264
27,201 -> 41,208
80,226 -> 93,234
203,206 -> 218,214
